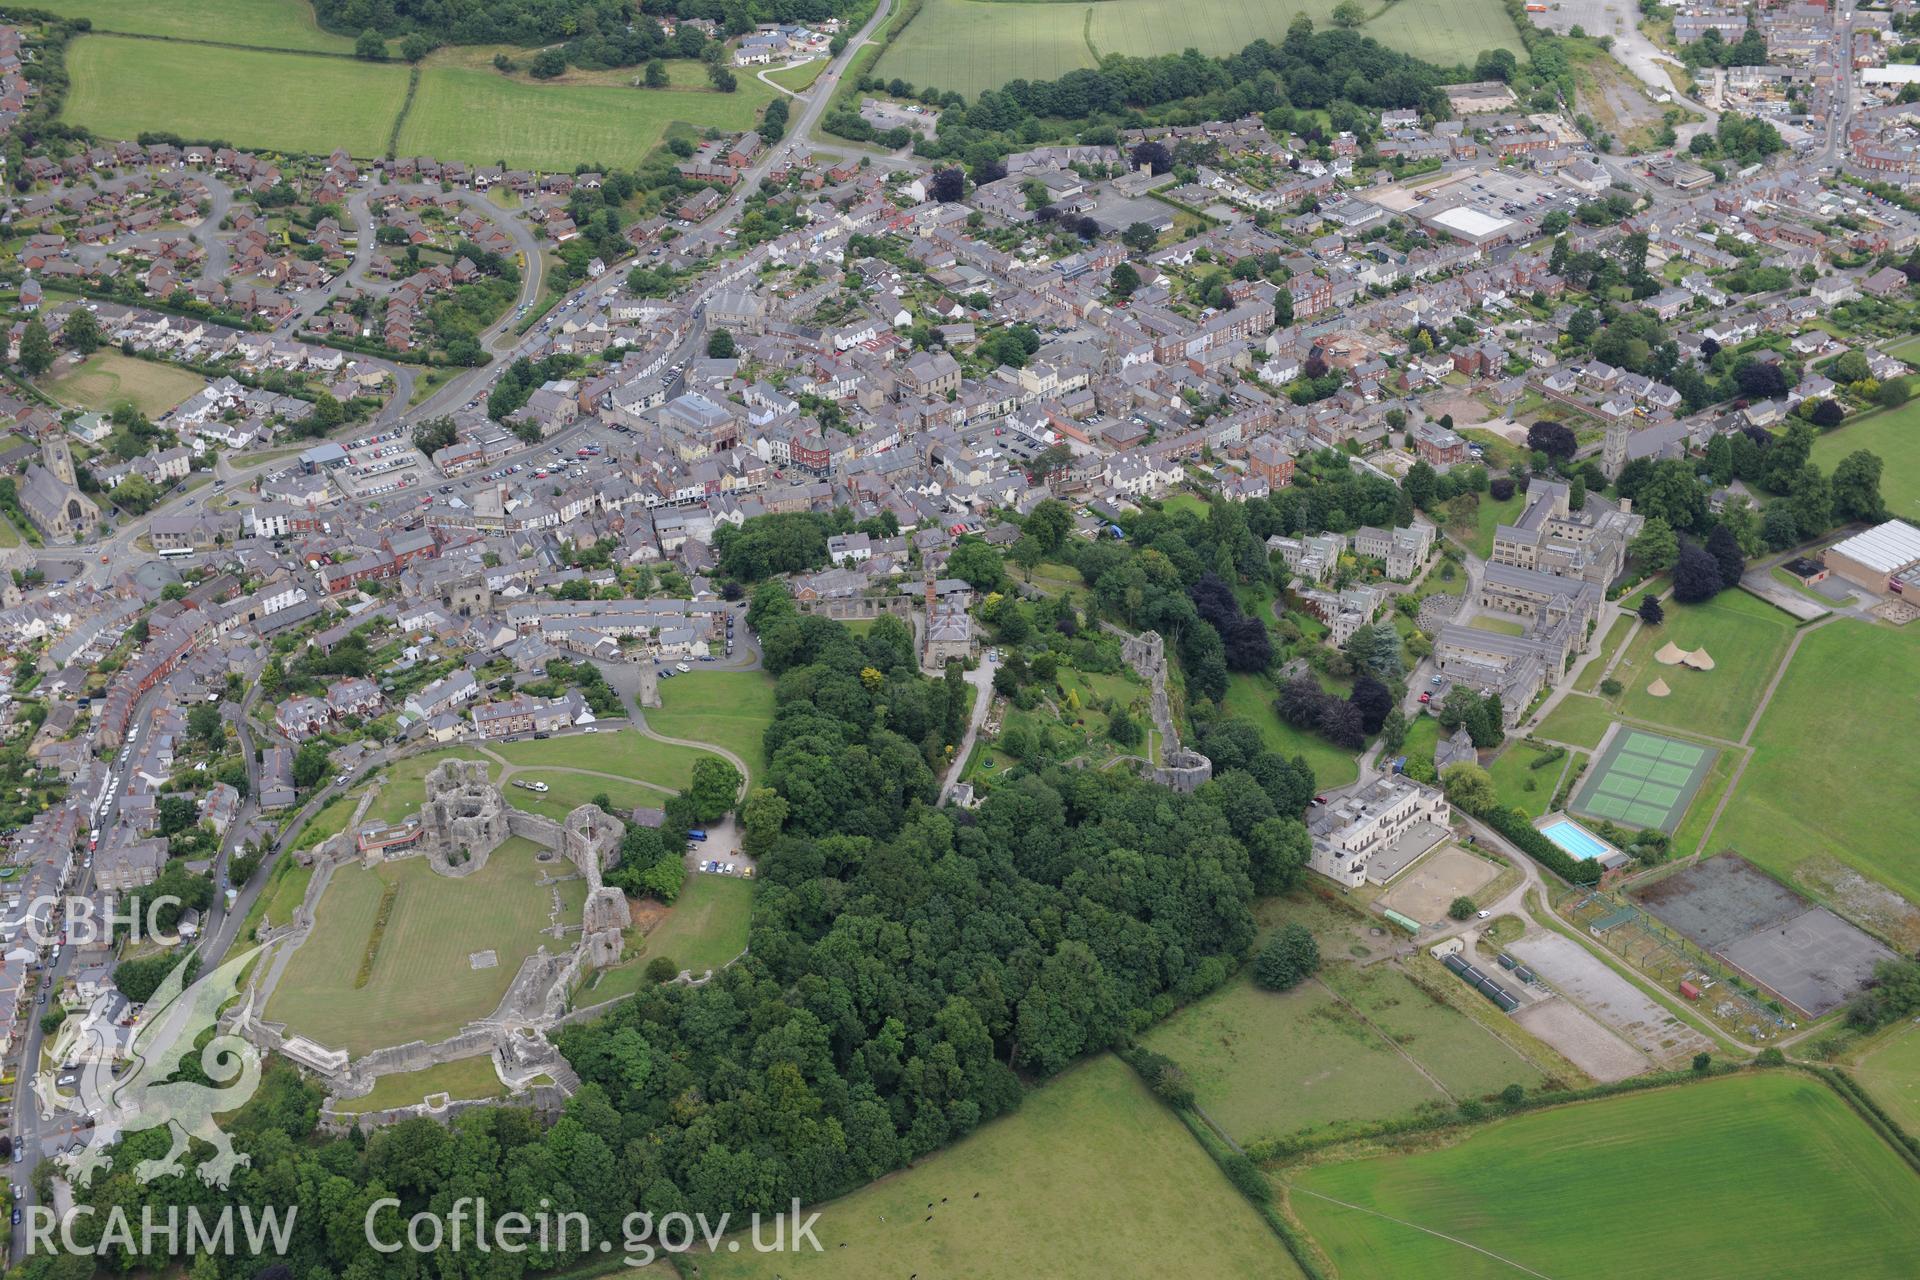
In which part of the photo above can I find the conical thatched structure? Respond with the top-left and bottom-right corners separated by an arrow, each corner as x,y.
1654,641 -> 1687,665
1683,648 -> 1715,671
1647,677 -> 1672,697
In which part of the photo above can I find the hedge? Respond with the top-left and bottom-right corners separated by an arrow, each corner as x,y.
1473,802 -> 1603,884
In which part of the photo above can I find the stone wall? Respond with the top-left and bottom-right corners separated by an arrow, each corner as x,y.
1104,623 -> 1213,793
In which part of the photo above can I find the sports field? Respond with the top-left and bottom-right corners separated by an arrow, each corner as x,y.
45,351 -> 206,419
875,0 -> 1520,98
34,0 -> 359,52
1570,728 -> 1716,833
1603,589 -> 1796,741
1856,1022 -> 1920,1132
493,730 -> 717,793
647,670 -> 775,783
698,1054 -> 1303,1279
1714,621 -> 1920,906
63,36 -> 408,157
267,836 -> 584,1054
329,1055 -> 505,1114
1289,1073 -> 1920,1280
399,65 -> 772,171
1809,402 -> 1920,522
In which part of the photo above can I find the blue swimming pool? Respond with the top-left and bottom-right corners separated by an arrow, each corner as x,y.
1539,817 -> 1610,862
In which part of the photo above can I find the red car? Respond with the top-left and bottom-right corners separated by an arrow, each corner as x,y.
1418,692 -> 1431,704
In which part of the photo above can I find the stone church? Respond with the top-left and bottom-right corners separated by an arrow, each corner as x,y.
19,438 -> 99,541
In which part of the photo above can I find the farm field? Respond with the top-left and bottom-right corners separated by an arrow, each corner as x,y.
647,670 -> 776,783
1855,1022 -> 1920,1132
62,36 -> 408,157
697,1055 -> 1302,1279
34,0 -> 360,51
875,0 -> 1520,98
493,730 -> 716,793
1224,672 -> 1359,789
1809,403 -> 1920,522
45,351 -> 206,419
1142,894 -> 1537,1145
267,836 -> 583,1055
330,1055 -> 505,1114
1289,1073 -> 1920,1280
1602,589 -> 1795,741
399,64 -> 774,170
1714,621 -> 1920,906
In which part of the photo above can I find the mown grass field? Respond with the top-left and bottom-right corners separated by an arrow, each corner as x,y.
1485,739 -> 1567,818
63,36 -> 408,156
1809,403 -> 1920,522
1715,621 -> 1920,905
1289,1073 -> 1920,1280
1855,1022 -> 1920,1132
493,730 -> 716,793
399,64 -> 773,170
1575,613 -> 1634,692
647,670 -> 776,783
45,351 -> 206,419
330,1055 -> 505,1113
1224,672 -> 1359,790
34,0 -> 360,51
1535,693 -> 1615,751
505,770 -> 665,823
268,836 -> 582,1054
876,0 -> 1519,98
766,58 -> 828,92
1602,590 -> 1795,741
698,1055 -> 1303,1279
589,871 -> 755,1001
360,749 -> 491,827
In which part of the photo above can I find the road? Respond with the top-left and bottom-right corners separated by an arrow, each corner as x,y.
938,651 -> 999,803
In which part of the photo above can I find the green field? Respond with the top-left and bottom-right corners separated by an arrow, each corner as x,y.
493,729 -> 716,792
1465,614 -> 1526,637
360,749 -> 492,827
63,36 -> 408,156
34,0 -> 360,51
1290,1073 -> 1920,1280
60,32 -> 772,166
766,58 -> 827,92
1603,590 -> 1795,741
330,1055 -> 505,1113
399,65 -> 773,170
1575,613 -> 1634,692
698,1054 -> 1302,1279
1465,489 -> 1526,558
876,0 -> 1520,98
1714,621 -> 1920,905
1485,739 -> 1567,818
267,836 -> 583,1054
1855,1023 -> 1920,1132
1809,403 -> 1920,522
45,351 -> 206,419
647,670 -> 776,783
506,770 -> 665,822
1534,693 -> 1614,750
244,855 -> 314,937
1224,672 -> 1359,789
589,871 -> 754,1000
292,792 -> 356,851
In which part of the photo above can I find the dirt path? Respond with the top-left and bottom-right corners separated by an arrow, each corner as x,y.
1313,977 -> 1457,1103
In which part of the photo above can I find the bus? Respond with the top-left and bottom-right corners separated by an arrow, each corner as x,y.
156,547 -> 196,559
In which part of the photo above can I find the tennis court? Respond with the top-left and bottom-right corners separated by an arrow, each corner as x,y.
1571,729 -> 1717,833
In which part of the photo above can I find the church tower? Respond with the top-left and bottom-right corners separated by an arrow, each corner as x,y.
43,437 -> 76,487
1602,417 -> 1628,481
